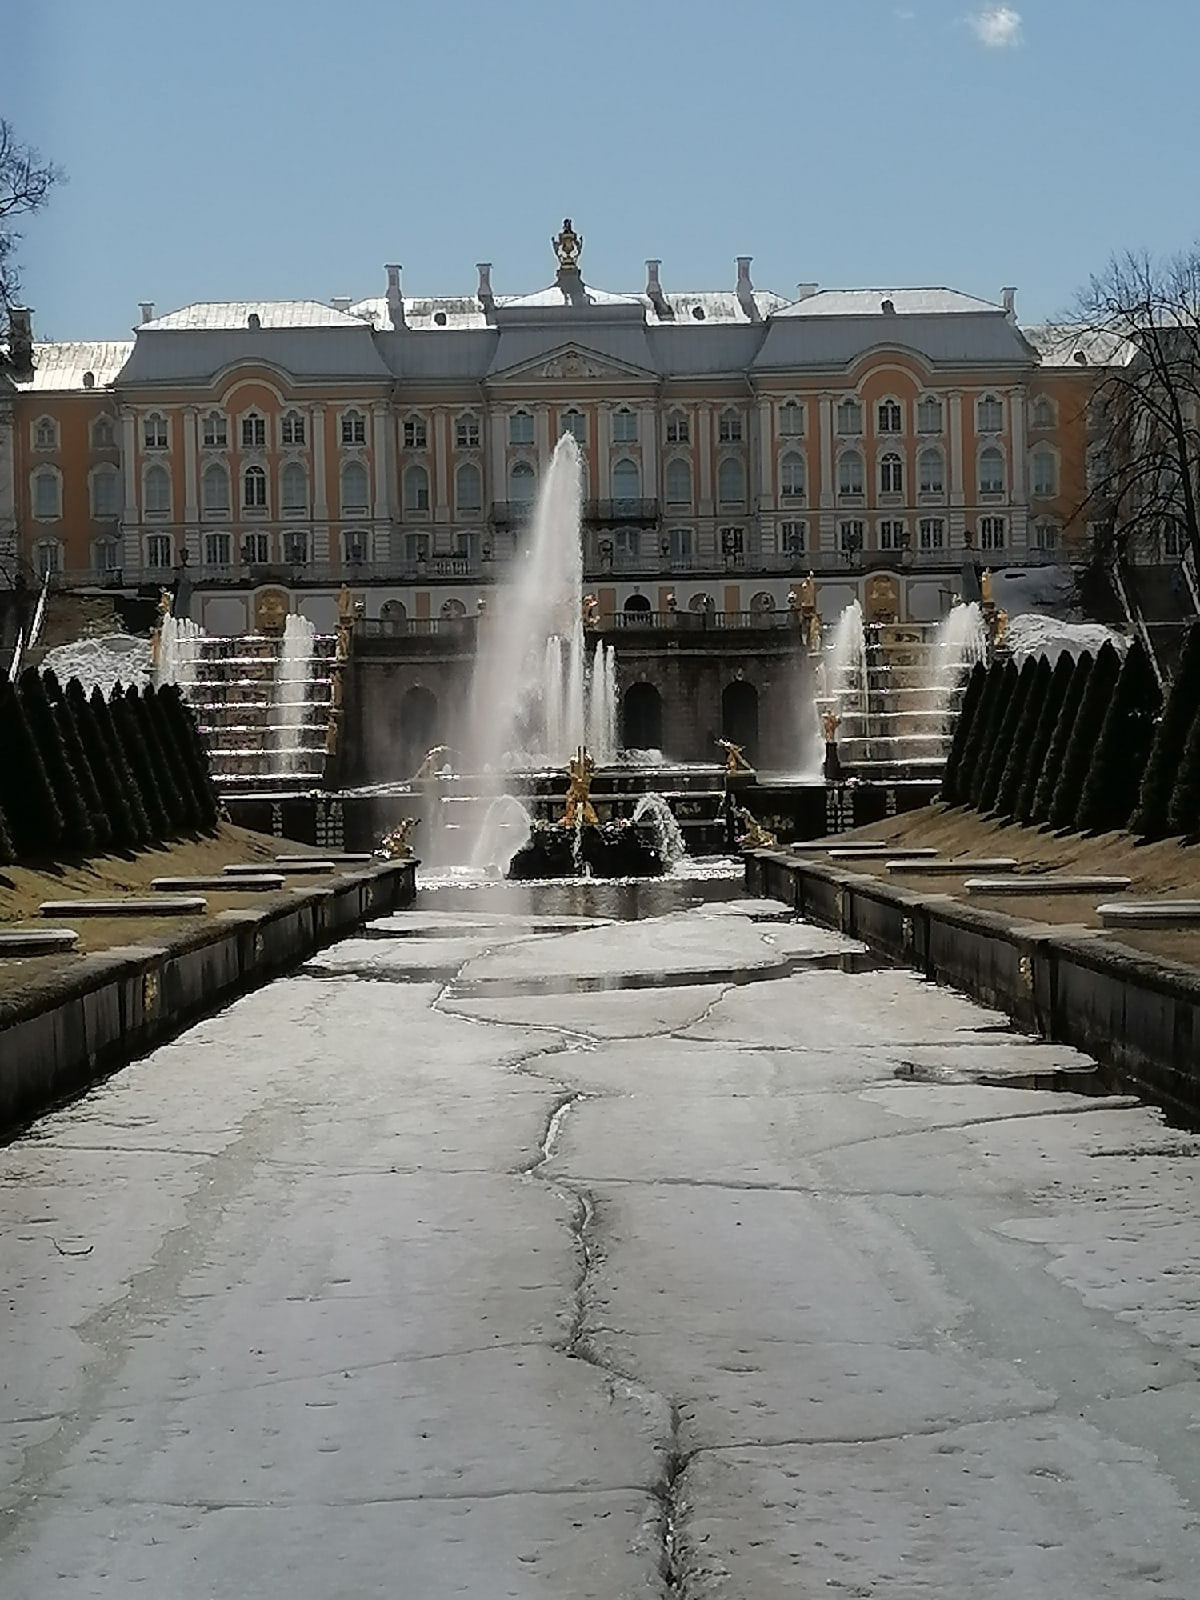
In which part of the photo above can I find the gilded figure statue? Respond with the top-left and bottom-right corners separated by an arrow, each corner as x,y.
717,737 -> 753,775
414,745 -> 451,781
822,708 -> 840,743
736,806 -> 778,850
378,817 -> 419,859
582,593 -> 600,629
562,746 -> 598,828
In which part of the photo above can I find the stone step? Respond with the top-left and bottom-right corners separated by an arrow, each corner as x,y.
224,861 -> 336,876
39,897 -> 208,917
965,875 -> 1132,896
885,857 -> 1019,875
1097,899 -> 1200,928
151,875 -> 286,892
827,846 -> 942,861
275,853 -> 374,865
0,928 -> 80,955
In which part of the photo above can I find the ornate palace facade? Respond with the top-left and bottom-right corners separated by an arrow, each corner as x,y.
2,224 -> 1100,636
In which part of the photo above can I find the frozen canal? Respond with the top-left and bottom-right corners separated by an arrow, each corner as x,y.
2,871 -> 1199,1597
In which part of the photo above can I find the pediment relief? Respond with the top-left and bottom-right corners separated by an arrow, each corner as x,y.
490,343 -> 655,384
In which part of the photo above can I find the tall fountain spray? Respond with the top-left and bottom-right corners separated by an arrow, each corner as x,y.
925,601 -> 988,728
271,612 -> 318,775
155,613 -> 204,690
466,434 -> 616,771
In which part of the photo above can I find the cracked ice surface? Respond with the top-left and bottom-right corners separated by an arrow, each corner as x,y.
2,885 -> 1199,1596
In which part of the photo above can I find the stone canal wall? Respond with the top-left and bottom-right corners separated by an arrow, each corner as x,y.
746,849 -> 1200,1122
0,861 -> 417,1135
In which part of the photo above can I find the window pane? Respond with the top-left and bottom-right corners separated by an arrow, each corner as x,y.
613,409 -> 637,443
612,459 -> 640,501
510,411 -> 533,445
665,459 -> 691,505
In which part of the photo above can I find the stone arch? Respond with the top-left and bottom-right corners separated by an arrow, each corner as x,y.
622,681 -> 663,752
722,679 -> 759,762
623,593 -> 652,615
399,685 -> 439,775
380,598 -> 407,635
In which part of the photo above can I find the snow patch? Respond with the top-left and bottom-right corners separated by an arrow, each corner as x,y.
40,634 -> 152,694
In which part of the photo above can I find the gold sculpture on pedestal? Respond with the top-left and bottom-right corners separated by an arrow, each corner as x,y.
562,746 -> 598,827
582,593 -> 600,629
553,217 -> 583,271
717,738 -> 753,775
414,745 -> 450,781
378,817 -> 419,859
150,589 -> 172,666
735,805 -> 778,850
822,708 -> 840,743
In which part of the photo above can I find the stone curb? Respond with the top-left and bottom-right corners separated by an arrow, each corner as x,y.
745,849 -> 1200,1122
0,861 -> 417,1137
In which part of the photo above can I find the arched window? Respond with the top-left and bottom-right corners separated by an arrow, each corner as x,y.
978,447 -> 1006,495
977,393 -> 1004,434
612,407 -> 638,443
918,446 -> 944,495
242,464 -> 266,509
560,408 -> 586,444
665,457 -> 691,506
917,396 -> 942,434
90,465 -> 120,518
281,409 -> 306,446
340,408 -> 366,446
455,413 -> 480,448
143,412 -> 168,449
779,400 -> 804,436
837,398 -> 863,436
718,457 -> 745,505
36,538 -> 63,576
241,411 -> 266,449
877,398 -> 902,434
456,461 -> 482,513
380,598 -> 408,634
92,536 -> 120,575
341,460 -> 369,513
1032,449 -> 1057,498
612,458 -> 640,502
837,449 -> 864,497
510,459 -> 536,503
33,416 -> 58,450
750,591 -> 776,613
1031,395 -> 1057,429
404,463 -> 430,512
202,462 -> 229,514
281,460 -> 308,513
32,467 -> 61,519
202,410 -> 227,448
510,409 -> 533,446
666,409 -> 689,444
780,452 -> 806,501
91,415 -> 116,450
718,408 -> 742,443
144,463 -> 172,516
623,593 -> 652,615
880,452 -> 903,494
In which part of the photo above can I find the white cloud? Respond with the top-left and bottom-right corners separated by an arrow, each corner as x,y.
969,6 -> 1023,47
895,7 -> 916,20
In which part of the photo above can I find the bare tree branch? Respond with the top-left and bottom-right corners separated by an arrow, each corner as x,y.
0,118 -> 64,311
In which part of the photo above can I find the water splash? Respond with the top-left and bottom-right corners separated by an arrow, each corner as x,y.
632,793 -> 689,869
587,638 -> 617,765
155,613 -> 204,690
271,612 -> 318,775
471,795 -> 534,875
923,601 -> 988,730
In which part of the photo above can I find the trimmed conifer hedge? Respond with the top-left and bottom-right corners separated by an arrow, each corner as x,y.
995,655 -> 1051,819
1131,624 -> 1200,840
1015,652 -> 1076,825
969,662 -> 1017,809
0,678 -> 65,859
19,668 -> 95,855
1048,643 -> 1123,831
1029,651 -> 1094,826
110,687 -> 170,840
88,684 -> 152,848
979,657 -> 1037,814
939,662 -> 987,805
157,683 -> 220,832
42,669 -> 111,854
1075,640 -> 1161,833
1167,699 -> 1200,838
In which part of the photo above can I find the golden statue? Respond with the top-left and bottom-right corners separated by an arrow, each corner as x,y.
157,588 -> 172,619
717,737 -> 753,775
798,572 -> 816,611
822,708 -> 840,743
582,593 -> 600,629
414,745 -> 450,781
325,714 -> 340,757
254,588 -> 289,635
995,608 -> 1009,643
562,746 -> 598,828
378,817 -> 419,859
553,217 -> 583,271
336,583 -> 355,624
736,805 -> 777,850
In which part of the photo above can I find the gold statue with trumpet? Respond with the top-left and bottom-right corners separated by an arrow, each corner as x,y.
562,746 -> 599,828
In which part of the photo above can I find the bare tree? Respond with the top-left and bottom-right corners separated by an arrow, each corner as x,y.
0,118 -> 63,311
1074,247 -> 1200,574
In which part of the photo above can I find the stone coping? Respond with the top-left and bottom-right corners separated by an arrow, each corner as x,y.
227,860 -> 337,876
886,857 -> 1018,874
965,874 -> 1132,895
39,896 -> 209,917
152,875 -> 287,892
826,846 -> 941,861
0,929 -> 80,956
273,853 -> 372,864
1097,899 -> 1200,928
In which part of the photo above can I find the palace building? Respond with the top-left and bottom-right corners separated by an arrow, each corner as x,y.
1,221 -> 1100,639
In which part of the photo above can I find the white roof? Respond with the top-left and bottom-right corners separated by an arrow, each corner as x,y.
16,341 -> 133,391
1022,323 -> 1136,368
776,287 -> 1003,318
140,300 -> 367,331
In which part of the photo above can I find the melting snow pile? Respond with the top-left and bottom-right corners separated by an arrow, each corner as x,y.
1005,613 -> 1127,664
40,634 -> 152,693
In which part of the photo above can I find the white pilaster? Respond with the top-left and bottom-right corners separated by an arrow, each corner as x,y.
372,405 -> 391,520
819,396 -> 833,508
641,405 -> 657,498
757,396 -> 772,502
534,405 -> 551,467
1010,388 -> 1027,503
697,404 -> 713,515
183,409 -> 198,522
489,409 -> 507,504
432,408 -> 449,522
312,406 -> 327,519
597,405 -> 612,496
948,392 -> 964,507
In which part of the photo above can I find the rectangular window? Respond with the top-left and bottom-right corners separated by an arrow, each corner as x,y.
718,412 -> 743,444
979,516 -> 1006,551
1034,522 -> 1059,553
203,414 -> 228,448
204,532 -> 231,567
33,472 -> 61,519
879,520 -> 906,551
283,530 -> 309,565
241,532 -> 271,564
404,533 -> 431,563
612,410 -> 638,443
877,400 -> 902,434
404,417 -> 427,449
614,528 -> 640,560
509,411 -> 534,445
666,413 -> 689,444
779,402 -> 804,436
36,541 -> 61,576
456,416 -> 480,448
344,531 -> 369,564
91,472 -> 119,518
917,398 -> 942,434
341,412 -> 366,446
143,415 -> 168,449
560,410 -> 586,443
837,400 -> 863,436
977,396 -> 1004,434
93,539 -> 120,573
720,526 -> 745,564
146,534 -> 173,569
241,414 -> 266,449
838,519 -> 864,555
667,527 -> 693,561
1163,526 -> 1185,558
281,413 -> 306,446
1033,453 -> 1057,497
918,517 -> 946,551
780,520 -> 807,555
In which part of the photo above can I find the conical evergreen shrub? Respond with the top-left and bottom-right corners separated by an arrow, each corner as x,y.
0,796 -> 14,865
969,662 -> 1018,810
42,669 -> 111,853
1048,643 -> 1122,830
1030,652 -> 1094,825
110,686 -> 169,840
1076,640 -> 1161,833
143,686 -> 200,832
1016,652 -> 1077,825
955,662 -> 1006,809
979,657 -> 1037,814
1131,623 -> 1200,839
0,678 -> 64,859
1167,699 -> 1200,837
18,668 -> 94,855
87,684 -> 151,848
158,683 -> 220,832
128,686 -> 186,836
996,655 -> 1051,818
939,662 -> 987,805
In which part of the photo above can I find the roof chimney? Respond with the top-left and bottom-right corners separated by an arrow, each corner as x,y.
247,311 -> 262,330
476,262 -> 495,321
6,306 -> 33,380
139,302 -> 155,323
332,297 -> 352,313
736,256 -> 760,321
645,259 -> 672,319
796,282 -> 819,301
385,263 -> 406,328
1001,286 -> 1017,318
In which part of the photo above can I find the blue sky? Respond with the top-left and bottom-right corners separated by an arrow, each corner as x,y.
9,0 -> 1200,338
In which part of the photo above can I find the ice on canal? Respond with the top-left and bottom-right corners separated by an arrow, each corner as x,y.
2,871 -> 1198,1598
